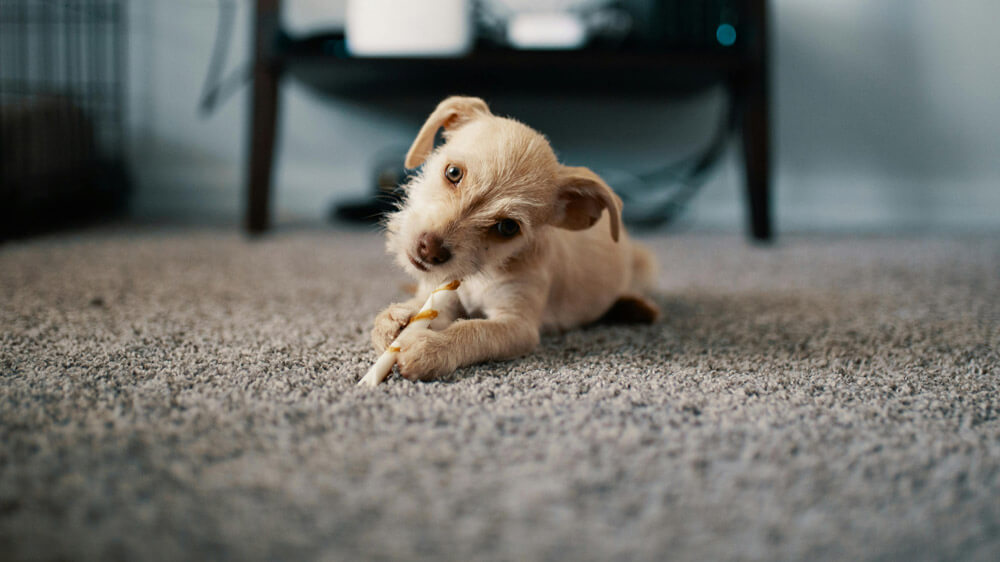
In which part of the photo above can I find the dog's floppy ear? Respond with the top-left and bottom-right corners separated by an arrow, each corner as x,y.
404,96 -> 492,169
551,166 -> 623,242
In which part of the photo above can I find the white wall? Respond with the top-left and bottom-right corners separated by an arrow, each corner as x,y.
774,0 -> 1000,230
127,0 -> 1000,231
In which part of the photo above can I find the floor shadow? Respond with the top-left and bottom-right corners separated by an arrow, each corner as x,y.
430,286 -> 919,384
553,289 -> 900,367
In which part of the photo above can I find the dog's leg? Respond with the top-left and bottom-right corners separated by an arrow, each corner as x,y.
395,315 -> 540,381
371,296 -> 426,352
599,294 -> 661,324
629,243 -> 659,293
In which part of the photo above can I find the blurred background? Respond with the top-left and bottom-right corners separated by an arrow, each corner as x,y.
2,0 -> 999,239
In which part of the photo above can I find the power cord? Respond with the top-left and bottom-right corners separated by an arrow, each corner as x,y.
199,0 -> 249,116
612,90 -> 737,228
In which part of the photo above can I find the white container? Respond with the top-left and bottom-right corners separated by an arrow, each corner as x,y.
346,0 -> 473,57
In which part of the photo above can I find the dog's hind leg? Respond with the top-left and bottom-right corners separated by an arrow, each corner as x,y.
629,243 -> 658,294
599,294 -> 660,324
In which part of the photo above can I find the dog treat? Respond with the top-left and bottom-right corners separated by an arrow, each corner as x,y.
358,280 -> 461,387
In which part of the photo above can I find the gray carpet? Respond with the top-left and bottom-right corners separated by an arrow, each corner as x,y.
2,228 -> 999,561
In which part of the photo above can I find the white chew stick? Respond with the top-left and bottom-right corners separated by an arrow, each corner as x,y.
358,280 -> 461,387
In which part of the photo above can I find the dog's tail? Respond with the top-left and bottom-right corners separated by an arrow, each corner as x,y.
630,242 -> 658,293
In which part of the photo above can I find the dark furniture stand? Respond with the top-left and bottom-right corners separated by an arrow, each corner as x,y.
246,0 -> 772,240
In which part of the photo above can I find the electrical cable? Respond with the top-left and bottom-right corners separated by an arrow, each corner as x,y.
198,0 -> 249,116
614,89 -> 738,228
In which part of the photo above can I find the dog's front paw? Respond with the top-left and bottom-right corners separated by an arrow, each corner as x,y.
396,330 -> 455,381
372,303 -> 418,352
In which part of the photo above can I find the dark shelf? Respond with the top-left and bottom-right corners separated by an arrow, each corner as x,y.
279,33 -> 749,98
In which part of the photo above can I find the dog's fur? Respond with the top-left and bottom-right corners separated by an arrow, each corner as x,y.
373,96 -> 659,380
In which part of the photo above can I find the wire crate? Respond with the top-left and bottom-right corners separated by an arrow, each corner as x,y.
0,0 -> 129,238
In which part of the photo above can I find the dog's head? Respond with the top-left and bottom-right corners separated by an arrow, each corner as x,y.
385,96 -> 622,283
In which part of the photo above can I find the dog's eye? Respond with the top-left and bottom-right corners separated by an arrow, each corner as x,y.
493,219 -> 520,238
444,164 -> 464,184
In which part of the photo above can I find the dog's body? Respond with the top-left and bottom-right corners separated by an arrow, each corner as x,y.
372,97 -> 659,380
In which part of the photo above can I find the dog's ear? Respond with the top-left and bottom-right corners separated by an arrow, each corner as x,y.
551,166 -> 623,242
404,96 -> 492,169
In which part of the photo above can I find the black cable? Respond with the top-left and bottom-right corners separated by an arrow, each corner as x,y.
198,0 -> 250,116
616,89 -> 738,229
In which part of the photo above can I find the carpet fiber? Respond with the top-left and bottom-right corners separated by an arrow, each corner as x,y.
2,228 -> 999,560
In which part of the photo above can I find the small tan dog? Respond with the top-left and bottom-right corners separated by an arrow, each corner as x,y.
373,96 -> 659,381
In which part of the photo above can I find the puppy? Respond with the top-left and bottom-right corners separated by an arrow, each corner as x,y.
373,96 -> 659,381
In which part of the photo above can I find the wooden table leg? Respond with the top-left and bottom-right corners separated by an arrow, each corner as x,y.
246,62 -> 280,234
741,0 -> 773,242
245,0 -> 282,234
741,69 -> 772,241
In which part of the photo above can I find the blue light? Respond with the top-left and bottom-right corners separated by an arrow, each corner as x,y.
716,24 -> 737,47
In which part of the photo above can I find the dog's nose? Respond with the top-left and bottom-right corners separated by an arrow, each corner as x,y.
417,232 -> 452,265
